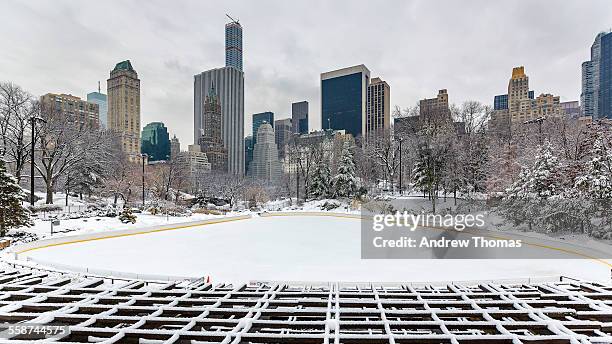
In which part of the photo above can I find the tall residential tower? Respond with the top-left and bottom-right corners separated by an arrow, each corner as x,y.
225,16 -> 243,71
194,17 -> 245,175
107,60 -> 141,157
366,77 -> 390,136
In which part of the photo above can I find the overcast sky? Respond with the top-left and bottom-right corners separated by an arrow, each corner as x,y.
1,0 -> 611,145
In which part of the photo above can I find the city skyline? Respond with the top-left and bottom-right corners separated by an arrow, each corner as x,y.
1,0 -> 611,146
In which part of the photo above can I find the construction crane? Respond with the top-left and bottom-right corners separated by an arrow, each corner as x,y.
226,14 -> 239,24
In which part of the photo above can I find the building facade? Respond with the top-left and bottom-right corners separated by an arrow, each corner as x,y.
560,101 -> 581,118
274,118 -> 292,159
244,135 -> 254,175
225,19 -> 243,71
198,82 -> 227,172
170,135 -> 180,161
321,64 -> 370,138
366,77 -> 390,137
141,122 -> 170,162
107,60 -> 141,157
41,93 -> 99,129
291,101 -> 309,134
249,123 -> 281,182
86,89 -> 107,129
489,66 -> 562,133
252,112 -> 274,145
420,89 -> 451,123
581,32 -> 605,118
178,144 -> 211,191
194,67 -> 245,175
600,31 -> 612,118
493,91 -> 534,110
283,129 -> 355,175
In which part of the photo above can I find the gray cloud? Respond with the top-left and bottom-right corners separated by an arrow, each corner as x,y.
1,0 -> 611,146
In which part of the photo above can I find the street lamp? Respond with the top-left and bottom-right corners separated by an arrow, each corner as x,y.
141,153 -> 148,208
399,138 -> 404,195
29,116 -> 46,206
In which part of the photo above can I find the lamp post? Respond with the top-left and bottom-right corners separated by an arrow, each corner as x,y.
399,138 -> 403,195
29,116 -> 46,206
296,156 -> 301,204
141,153 -> 148,208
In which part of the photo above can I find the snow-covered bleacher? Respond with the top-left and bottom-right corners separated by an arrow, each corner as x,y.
0,267 -> 610,343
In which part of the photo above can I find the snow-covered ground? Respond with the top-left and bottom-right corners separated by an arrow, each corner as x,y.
17,212 -> 233,241
15,214 -> 612,283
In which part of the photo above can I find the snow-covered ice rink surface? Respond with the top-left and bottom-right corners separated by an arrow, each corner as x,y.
21,215 -> 611,282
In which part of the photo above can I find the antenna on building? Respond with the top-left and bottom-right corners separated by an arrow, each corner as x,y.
98,81 -> 100,93
226,14 -> 239,24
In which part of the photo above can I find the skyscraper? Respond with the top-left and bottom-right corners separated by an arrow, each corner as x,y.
87,83 -> 107,129
249,122 -> 281,182
274,118 -> 292,158
291,101 -> 309,134
489,66 -> 562,133
107,60 -> 140,157
252,111 -> 274,144
600,32 -> 612,118
225,16 -> 243,71
244,135 -> 254,175
141,122 -> 170,162
321,65 -> 370,138
194,67 -> 244,175
581,32 -> 606,118
366,77 -> 390,137
198,82 -> 227,172
170,135 -> 181,160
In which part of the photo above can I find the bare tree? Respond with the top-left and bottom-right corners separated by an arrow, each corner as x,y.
363,129 -> 400,192
0,82 -> 35,183
100,143 -> 139,205
35,103 -> 110,204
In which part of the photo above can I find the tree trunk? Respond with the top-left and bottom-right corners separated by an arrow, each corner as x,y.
46,179 -> 54,204
0,211 -> 5,237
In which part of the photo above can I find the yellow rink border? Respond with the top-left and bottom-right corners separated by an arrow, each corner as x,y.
15,212 -> 611,269
416,224 -> 612,268
262,212 -> 611,267
14,215 -> 251,255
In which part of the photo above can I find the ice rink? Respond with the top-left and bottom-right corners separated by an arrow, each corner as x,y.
21,215 -> 612,283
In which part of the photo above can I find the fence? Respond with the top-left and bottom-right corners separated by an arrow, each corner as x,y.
29,204 -> 101,220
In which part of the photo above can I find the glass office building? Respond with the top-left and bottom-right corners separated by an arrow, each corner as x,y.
321,65 -> 370,138
252,111 -> 274,144
600,32 -> 612,118
291,101 -> 309,134
87,91 -> 107,129
141,122 -> 171,162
